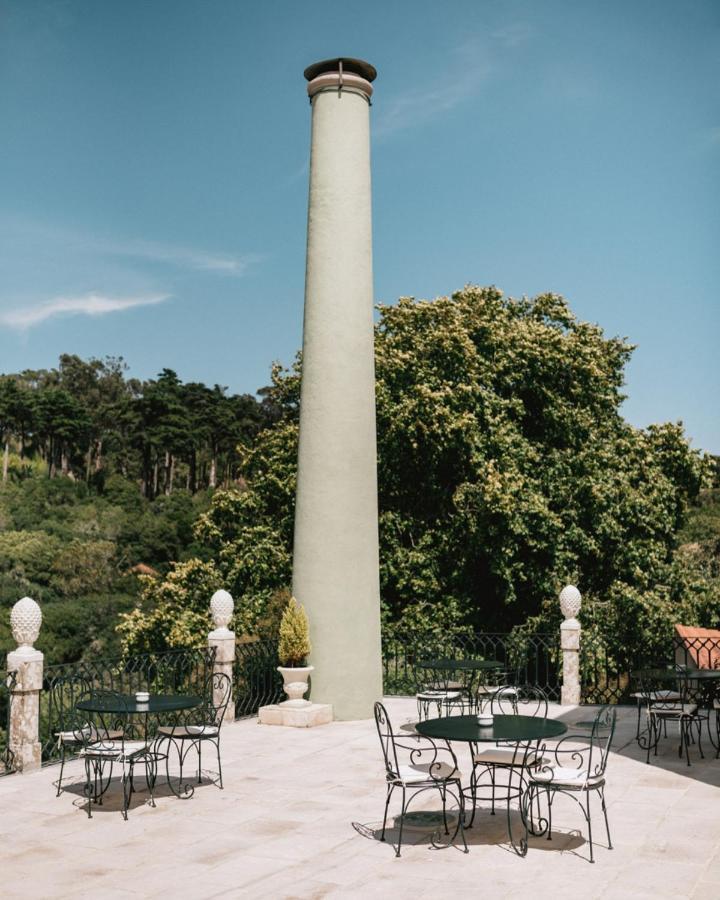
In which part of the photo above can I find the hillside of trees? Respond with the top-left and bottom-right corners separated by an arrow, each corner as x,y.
1,290 -> 718,671
0,354 -> 278,496
0,356 -> 275,663
116,287 -> 720,668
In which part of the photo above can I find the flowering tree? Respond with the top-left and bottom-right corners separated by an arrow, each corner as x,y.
118,286 -> 712,658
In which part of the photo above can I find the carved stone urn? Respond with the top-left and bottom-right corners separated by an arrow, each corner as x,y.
277,666 -> 314,708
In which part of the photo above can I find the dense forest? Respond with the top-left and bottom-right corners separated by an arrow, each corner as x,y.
0,356 -> 276,663
0,354 -> 278,496
117,287 -> 720,669
1,288 -> 719,670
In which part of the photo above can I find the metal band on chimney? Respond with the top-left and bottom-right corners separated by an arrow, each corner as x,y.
304,57 -> 375,103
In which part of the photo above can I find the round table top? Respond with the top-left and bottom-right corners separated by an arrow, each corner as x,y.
632,667 -> 720,681
76,694 -> 202,714
416,658 -> 503,671
416,713 -> 568,743
683,669 -> 720,680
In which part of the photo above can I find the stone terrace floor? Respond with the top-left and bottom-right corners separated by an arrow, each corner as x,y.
2,699 -> 720,899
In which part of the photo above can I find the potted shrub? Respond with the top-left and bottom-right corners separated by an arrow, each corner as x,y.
277,596 -> 313,707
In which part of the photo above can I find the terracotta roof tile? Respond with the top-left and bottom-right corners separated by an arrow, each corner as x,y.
675,624 -> 720,669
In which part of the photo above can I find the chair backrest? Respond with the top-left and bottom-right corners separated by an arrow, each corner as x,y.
203,672 -> 232,728
634,667 -> 691,709
373,700 -> 459,782
545,704 -> 617,782
79,688 -> 131,751
49,673 -> 92,737
374,701 -> 401,779
586,705 -> 617,779
490,683 -> 548,718
417,662 -> 460,692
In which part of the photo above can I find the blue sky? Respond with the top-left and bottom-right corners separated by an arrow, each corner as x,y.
1,0 -> 718,451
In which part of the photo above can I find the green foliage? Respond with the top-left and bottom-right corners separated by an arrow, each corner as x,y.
118,286 -> 716,663
277,596 -> 311,667
116,559 -> 223,653
0,471 -> 212,663
0,354 -> 273,497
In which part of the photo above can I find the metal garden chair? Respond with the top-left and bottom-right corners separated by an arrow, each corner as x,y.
634,668 -> 707,766
154,672 -> 232,792
373,700 -> 468,857
76,689 -> 157,820
415,664 -> 467,721
51,674 -> 123,797
526,705 -> 616,864
469,683 -> 549,821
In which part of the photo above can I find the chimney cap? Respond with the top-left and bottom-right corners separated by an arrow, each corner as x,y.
304,58 -> 377,83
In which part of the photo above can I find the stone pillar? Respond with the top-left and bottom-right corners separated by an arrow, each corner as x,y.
208,590 -> 235,723
7,597 -> 43,772
559,585 -> 582,706
292,58 -> 383,721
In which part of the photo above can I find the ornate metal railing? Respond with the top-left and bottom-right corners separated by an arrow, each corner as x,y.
382,632 -> 561,701
579,633 -> 720,704
674,634 -> 720,670
580,637 -> 636,704
1,670 -> 17,776
41,647 -> 216,764
233,638 -> 284,719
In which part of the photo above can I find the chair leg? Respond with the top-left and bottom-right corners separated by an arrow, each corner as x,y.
585,791 -> 594,863
546,788 -> 553,840
215,739 -> 224,789
456,782 -> 469,853
122,765 -> 131,821
84,758 -> 93,819
682,720 -> 691,766
380,783 -> 394,842
197,740 -> 202,784
696,719 -> 705,759
57,744 -> 66,797
146,756 -> 156,808
600,787 -> 612,850
441,785 -> 449,835
468,767 -> 477,828
396,787 -> 407,857
490,766 -> 496,814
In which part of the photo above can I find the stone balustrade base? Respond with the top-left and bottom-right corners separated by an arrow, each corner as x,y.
258,702 -> 333,728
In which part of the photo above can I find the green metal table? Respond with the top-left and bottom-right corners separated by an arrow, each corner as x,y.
416,714 -> 568,856
416,659 -> 504,714
77,694 -> 202,716
76,693 -> 203,799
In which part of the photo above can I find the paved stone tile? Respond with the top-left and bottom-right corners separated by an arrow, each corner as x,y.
2,699 -> 720,898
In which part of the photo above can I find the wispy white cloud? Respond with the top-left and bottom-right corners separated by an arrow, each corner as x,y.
100,237 -> 262,276
491,22 -> 533,48
375,66 -> 491,139
374,25 -> 532,139
0,217 -> 262,281
0,292 -> 170,330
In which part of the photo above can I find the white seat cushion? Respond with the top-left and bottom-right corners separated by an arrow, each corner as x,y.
530,765 -> 604,789
156,724 -> 218,738
649,703 -> 697,717
393,761 -> 460,785
82,740 -> 150,761
417,691 -> 463,701
475,685 -> 498,696
55,726 -> 123,745
630,690 -> 681,701
473,747 -> 547,767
